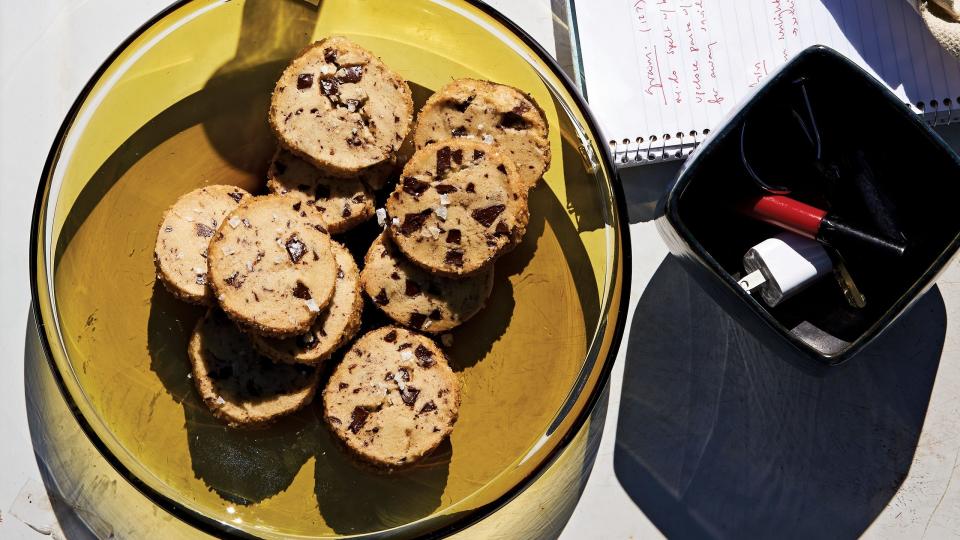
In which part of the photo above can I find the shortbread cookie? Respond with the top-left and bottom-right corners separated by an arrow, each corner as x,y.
189,309 -> 320,428
269,36 -> 414,176
385,140 -> 528,276
154,185 -> 250,304
414,79 -> 550,192
267,148 -> 375,234
322,326 -> 460,468
208,195 -> 337,337
362,233 -> 493,333
252,241 -> 363,364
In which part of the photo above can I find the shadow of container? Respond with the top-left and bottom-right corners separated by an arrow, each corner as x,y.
614,255 -> 946,539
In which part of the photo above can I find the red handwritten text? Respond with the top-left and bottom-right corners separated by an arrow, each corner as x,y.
644,47 -> 668,106
633,0 -> 652,32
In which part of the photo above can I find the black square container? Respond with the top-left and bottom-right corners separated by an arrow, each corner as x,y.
656,45 -> 960,367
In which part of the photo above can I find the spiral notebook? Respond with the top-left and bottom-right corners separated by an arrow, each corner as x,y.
575,0 -> 960,167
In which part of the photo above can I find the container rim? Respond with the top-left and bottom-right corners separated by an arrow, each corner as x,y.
662,45 -> 960,366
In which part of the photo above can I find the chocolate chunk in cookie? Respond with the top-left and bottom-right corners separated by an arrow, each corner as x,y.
322,326 -> 460,468
385,140 -> 528,276
154,185 -> 250,304
252,241 -> 363,364
267,148 -> 375,234
361,233 -> 493,333
208,195 -> 337,337
269,36 -> 414,176
189,309 -> 320,427
414,78 -> 550,192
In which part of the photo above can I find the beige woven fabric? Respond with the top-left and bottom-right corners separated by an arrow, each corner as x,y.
919,0 -> 960,58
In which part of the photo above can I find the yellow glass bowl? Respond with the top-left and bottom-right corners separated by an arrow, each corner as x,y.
29,0 -> 629,537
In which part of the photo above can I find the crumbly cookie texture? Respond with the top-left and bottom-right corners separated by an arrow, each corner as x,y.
207,195 -> 337,337
268,36 -> 414,176
188,309 -> 320,428
362,233 -> 493,333
267,148 -> 375,234
322,326 -> 460,468
414,78 -> 550,192
154,185 -> 250,304
252,241 -> 363,364
385,140 -> 529,276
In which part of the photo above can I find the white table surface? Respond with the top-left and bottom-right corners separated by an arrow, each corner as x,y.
2,1 -> 959,538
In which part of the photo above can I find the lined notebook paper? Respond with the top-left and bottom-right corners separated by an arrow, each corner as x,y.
576,0 -> 960,166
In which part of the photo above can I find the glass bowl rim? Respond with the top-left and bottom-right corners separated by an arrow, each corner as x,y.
27,0 -> 633,537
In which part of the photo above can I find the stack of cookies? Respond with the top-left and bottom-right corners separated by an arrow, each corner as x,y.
153,36 -> 550,470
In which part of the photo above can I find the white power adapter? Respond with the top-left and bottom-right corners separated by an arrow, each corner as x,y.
739,232 -> 833,307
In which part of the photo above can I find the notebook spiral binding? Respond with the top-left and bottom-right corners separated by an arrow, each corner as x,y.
611,98 -> 959,169
609,128 -> 712,169
914,96 -> 960,126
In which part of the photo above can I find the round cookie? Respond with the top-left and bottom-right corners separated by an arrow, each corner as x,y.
268,36 -> 414,176
189,309 -> 320,428
154,185 -> 250,304
267,148 -> 375,234
252,241 -> 363,364
414,78 -> 551,192
385,140 -> 528,276
208,195 -> 337,337
362,233 -> 493,333
322,326 -> 460,468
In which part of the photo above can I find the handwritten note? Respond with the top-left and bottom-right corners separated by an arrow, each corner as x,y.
631,1 -> 725,108
577,0 -> 960,163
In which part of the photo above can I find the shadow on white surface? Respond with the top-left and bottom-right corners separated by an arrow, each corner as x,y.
614,255 -> 947,539
617,161 -> 682,224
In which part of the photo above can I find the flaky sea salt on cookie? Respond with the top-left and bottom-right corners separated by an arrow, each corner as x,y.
267,148 -> 375,234
322,326 -> 460,468
268,36 -> 414,176
385,140 -> 528,276
362,233 -> 493,333
154,185 -> 250,304
252,241 -> 363,364
189,309 -> 320,428
414,78 -> 550,192
207,195 -> 337,337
